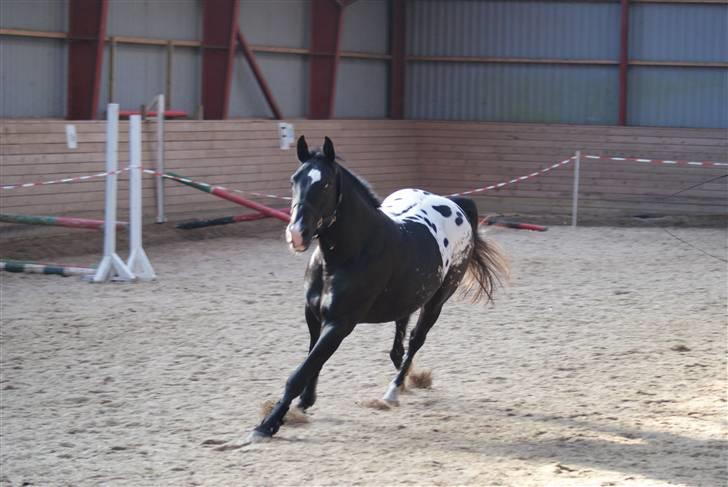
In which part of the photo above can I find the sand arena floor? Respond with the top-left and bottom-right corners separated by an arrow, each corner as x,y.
0,226 -> 725,487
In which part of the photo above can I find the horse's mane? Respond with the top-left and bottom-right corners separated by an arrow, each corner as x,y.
337,160 -> 381,208
310,149 -> 381,208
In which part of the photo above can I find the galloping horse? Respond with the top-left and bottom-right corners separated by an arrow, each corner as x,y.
227,136 -> 508,447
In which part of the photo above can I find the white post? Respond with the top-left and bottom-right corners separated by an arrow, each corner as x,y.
571,150 -> 581,228
154,94 -> 166,223
93,104 -> 135,283
126,115 -> 156,280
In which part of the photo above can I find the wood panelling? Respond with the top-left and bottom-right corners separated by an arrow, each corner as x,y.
0,120 -> 419,226
415,121 -> 727,220
1,119 -> 726,240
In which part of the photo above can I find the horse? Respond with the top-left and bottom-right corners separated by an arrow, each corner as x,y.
220,136 -> 508,449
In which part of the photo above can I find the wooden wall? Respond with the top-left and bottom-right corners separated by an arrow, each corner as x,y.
0,120 -> 419,224
417,122 -> 728,220
1,119 -> 726,236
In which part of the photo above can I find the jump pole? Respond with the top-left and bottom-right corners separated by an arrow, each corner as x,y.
165,172 -> 291,223
176,207 -> 291,230
92,103 -> 135,283
0,213 -> 126,230
479,216 -> 548,232
1,260 -> 95,277
125,115 -> 156,280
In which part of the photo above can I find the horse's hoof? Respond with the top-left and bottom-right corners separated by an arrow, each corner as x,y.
213,430 -> 271,451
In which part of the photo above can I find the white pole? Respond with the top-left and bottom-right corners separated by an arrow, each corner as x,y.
93,104 -> 135,283
155,94 -> 167,223
126,115 -> 156,280
571,150 -> 581,228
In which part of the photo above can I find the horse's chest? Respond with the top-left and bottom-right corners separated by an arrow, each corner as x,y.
381,189 -> 472,278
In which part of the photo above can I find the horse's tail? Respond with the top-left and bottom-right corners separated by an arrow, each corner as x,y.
450,197 -> 510,304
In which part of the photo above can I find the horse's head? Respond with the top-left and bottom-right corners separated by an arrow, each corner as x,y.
286,135 -> 341,252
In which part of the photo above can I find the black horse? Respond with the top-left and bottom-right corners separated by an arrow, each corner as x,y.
221,136 -> 508,448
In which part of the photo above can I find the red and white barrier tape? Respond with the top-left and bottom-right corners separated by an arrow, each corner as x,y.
583,154 -> 728,168
448,153 -> 727,198
448,157 -> 575,197
3,152 -> 724,196
1,168 -> 128,190
142,169 -> 293,201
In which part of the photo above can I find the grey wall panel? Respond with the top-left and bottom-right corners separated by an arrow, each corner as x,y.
0,0 -> 67,31
107,44 -> 166,111
99,46 -> 200,116
340,0 -> 389,54
334,59 -> 388,118
230,53 -> 307,118
107,0 -> 201,40
0,38 -> 66,118
170,48 -> 201,115
239,0 -> 309,48
630,4 -> 728,63
408,0 -> 620,60
406,62 -> 618,124
628,67 -> 728,129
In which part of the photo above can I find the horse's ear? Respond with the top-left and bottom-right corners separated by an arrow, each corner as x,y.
297,135 -> 310,164
323,136 -> 335,162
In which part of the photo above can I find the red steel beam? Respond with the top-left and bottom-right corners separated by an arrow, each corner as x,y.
201,0 -> 239,119
67,0 -> 108,120
389,0 -> 406,119
618,0 -> 630,126
309,0 -> 344,119
235,29 -> 283,120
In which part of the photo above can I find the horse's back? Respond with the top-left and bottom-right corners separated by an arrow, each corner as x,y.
381,189 -> 473,279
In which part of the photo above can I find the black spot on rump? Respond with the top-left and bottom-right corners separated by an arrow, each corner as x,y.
455,216 -> 464,225
423,191 -> 431,195
422,217 -> 437,233
432,205 -> 452,217
443,238 -> 449,247
393,203 -> 416,216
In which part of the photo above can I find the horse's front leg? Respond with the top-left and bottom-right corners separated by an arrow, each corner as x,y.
254,320 -> 355,438
389,316 -> 409,370
297,306 -> 321,411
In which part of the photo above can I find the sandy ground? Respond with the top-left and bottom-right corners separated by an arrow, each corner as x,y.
0,226 -> 725,487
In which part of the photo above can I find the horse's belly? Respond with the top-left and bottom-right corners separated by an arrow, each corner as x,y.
380,189 -> 473,280
365,271 -> 443,323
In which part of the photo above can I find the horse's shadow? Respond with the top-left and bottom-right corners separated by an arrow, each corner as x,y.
438,411 -> 726,486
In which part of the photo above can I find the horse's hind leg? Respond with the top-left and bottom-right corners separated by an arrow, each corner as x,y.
389,316 -> 409,370
382,299 -> 446,405
297,306 -> 321,411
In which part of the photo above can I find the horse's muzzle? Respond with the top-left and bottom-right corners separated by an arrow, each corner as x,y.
286,222 -> 310,252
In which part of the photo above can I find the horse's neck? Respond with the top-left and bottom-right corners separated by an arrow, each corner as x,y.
318,177 -> 383,261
